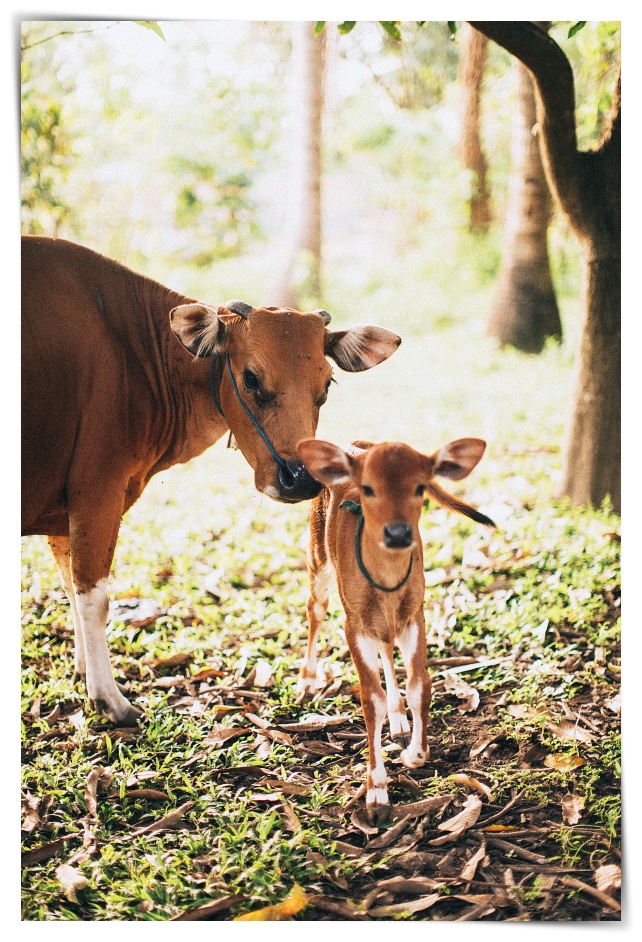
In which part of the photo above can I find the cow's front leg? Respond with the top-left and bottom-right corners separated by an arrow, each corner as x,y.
380,643 -> 410,747
298,562 -> 332,697
69,495 -> 140,726
397,618 -> 432,769
348,624 -> 389,823
48,535 -> 86,682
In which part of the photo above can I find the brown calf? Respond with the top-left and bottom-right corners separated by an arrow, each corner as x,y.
297,437 -> 494,821
22,236 -> 400,725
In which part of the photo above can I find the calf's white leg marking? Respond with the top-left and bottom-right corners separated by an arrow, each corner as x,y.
397,622 -> 429,768
380,646 -> 410,740
356,634 -> 389,807
75,579 -> 133,723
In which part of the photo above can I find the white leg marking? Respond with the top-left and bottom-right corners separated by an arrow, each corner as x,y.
397,623 -> 429,768
356,635 -> 389,807
75,579 -> 133,723
381,647 -> 410,739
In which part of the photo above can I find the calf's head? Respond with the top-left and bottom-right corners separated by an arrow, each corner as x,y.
170,302 -> 400,502
298,437 -> 491,546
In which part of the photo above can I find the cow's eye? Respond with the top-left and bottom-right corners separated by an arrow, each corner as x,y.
416,484 -> 426,497
362,484 -> 375,497
243,369 -> 259,390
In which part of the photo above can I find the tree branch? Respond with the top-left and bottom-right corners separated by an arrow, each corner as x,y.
468,21 -> 585,238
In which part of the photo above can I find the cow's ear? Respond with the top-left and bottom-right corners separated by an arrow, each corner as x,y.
170,303 -> 227,357
431,438 -> 487,481
298,439 -> 353,486
325,325 -> 401,372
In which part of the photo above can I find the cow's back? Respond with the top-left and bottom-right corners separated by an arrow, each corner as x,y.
22,238 -> 144,534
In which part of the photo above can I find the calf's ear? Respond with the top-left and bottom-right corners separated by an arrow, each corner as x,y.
432,438 -> 487,481
298,439 -> 353,486
170,303 -> 227,357
325,325 -> 401,372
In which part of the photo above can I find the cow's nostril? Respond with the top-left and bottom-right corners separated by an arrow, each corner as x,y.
277,460 -> 322,501
277,461 -> 296,491
383,523 -> 413,548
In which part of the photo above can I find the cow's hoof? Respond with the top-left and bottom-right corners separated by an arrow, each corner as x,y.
72,670 -> 87,686
391,730 -> 410,749
89,697 -> 142,727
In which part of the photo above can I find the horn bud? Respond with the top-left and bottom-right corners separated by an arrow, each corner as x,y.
314,309 -> 332,325
225,299 -> 253,318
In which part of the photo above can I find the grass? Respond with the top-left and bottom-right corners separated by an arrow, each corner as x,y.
20,229 -> 620,921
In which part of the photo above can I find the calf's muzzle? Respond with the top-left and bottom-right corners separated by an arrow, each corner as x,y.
383,522 -> 413,549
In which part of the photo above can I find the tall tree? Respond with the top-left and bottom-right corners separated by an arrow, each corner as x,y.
470,21 -> 620,511
458,23 -> 492,233
487,22 -> 562,354
270,21 -> 326,308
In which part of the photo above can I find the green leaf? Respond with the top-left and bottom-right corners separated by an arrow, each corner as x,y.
134,21 -> 166,41
448,21 -> 457,39
567,21 -> 587,38
314,21 -> 326,35
380,21 -> 402,41
337,21 -> 356,35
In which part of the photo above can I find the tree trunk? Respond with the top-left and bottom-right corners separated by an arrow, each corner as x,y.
470,22 -> 620,511
560,254 -> 620,508
270,22 -> 326,309
488,40 -> 562,354
458,23 -> 491,233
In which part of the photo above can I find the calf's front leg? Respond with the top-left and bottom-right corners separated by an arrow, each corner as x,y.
397,618 -> 432,768
348,623 -> 390,823
298,562 -> 332,697
48,535 -> 86,681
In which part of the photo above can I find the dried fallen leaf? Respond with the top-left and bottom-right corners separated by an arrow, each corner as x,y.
203,726 -> 251,748
277,714 -> 350,732
449,774 -> 492,799
151,652 -> 194,671
460,842 -> 487,882
110,597 -> 161,628
21,792 -> 53,833
368,893 -> 441,918
430,794 -> 482,845
235,884 -> 308,921
280,802 -> 302,832
254,659 -> 274,687
605,693 -> 621,713
595,864 -> 621,893
544,754 -> 585,772
469,736 -> 498,759
547,719 -> 595,742
124,789 -> 170,802
21,833 -> 80,867
129,800 -> 193,837
172,895 -> 245,921
56,863 -> 88,903
84,766 -> 112,819
443,672 -> 480,712
390,793 -> 454,821
561,792 -> 585,825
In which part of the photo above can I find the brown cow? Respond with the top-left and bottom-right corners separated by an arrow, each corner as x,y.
21,236 -> 400,725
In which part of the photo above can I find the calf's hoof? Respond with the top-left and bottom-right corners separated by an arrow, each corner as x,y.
72,669 -> 87,686
400,745 -> 429,769
296,670 -> 318,699
366,800 -> 391,827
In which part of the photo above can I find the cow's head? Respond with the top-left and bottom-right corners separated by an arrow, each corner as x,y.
170,302 -> 401,502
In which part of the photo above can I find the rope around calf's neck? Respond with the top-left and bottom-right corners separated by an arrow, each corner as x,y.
339,500 -> 413,593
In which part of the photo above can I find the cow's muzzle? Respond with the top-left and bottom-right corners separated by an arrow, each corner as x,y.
383,522 -> 413,549
277,460 -> 322,502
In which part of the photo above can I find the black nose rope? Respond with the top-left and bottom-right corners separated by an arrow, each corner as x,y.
339,500 -> 413,592
210,351 -> 293,483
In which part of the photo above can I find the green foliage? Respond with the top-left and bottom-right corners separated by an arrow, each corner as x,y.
568,22 -> 587,39
20,56 -> 76,235
134,21 -> 165,41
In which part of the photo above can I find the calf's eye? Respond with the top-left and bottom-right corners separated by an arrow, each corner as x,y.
416,484 -> 426,496
362,485 -> 375,497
